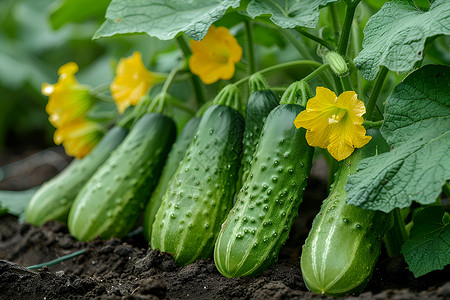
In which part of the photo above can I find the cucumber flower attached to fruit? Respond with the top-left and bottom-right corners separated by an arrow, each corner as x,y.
189,25 -> 242,84
54,118 -> 104,159
42,62 -> 94,127
110,51 -> 165,114
294,87 -> 372,161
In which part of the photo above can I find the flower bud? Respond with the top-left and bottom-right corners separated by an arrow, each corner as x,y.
325,51 -> 348,77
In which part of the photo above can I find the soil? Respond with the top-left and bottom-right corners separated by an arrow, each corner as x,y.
0,147 -> 449,300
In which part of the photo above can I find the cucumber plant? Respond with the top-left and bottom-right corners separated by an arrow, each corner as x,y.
151,84 -> 244,266
240,73 -> 279,185
300,129 -> 393,296
68,112 -> 176,241
25,126 -> 128,226
142,116 -> 201,241
214,81 -> 314,277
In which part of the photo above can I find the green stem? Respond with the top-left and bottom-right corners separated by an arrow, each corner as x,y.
333,75 -> 344,94
337,0 -> 361,55
27,249 -> 87,270
330,3 -> 341,41
279,29 -> 314,60
444,182 -> 450,199
294,28 -> 335,51
340,76 -> 353,91
365,66 -> 388,121
384,208 -> 408,257
362,120 -> 383,129
176,35 -> 206,106
234,60 -> 325,87
167,96 -> 196,115
244,19 -> 256,74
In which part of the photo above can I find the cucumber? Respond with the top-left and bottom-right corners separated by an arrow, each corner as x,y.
241,90 -> 279,183
25,126 -> 128,226
68,113 -> 176,241
214,103 -> 314,277
151,103 -> 244,266
143,116 -> 201,241
300,129 -> 392,296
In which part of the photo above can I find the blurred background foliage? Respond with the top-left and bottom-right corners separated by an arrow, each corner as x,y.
0,0 -> 448,151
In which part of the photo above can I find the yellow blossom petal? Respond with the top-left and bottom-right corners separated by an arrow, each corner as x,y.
189,25 -> 242,84
54,119 -> 103,158
43,62 -> 93,127
110,51 -> 163,114
294,87 -> 372,161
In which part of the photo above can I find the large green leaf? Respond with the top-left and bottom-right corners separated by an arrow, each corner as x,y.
346,65 -> 450,212
354,0 -> 450,81
50,0 -> 111,29
401,206 -> 450,277
94,0 -> 240,41
246,0 -> 338,28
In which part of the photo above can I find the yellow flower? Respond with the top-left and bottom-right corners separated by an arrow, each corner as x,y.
189,25 -> 242,84
110,51 -> 163,114
294,87 -> 372,161
54,119 -> 104,159
42,62 -> 93,127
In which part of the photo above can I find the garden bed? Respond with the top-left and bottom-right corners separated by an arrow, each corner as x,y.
0,149 -> 448,300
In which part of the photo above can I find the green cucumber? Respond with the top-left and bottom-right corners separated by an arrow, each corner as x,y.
241,90 -> 279,184
143,116 -> 201,241
68,113 -> 176,241
214,103 -> 314,277
300,129 -> 392,296
25,126 -> 128,226
151,102 -> 244,266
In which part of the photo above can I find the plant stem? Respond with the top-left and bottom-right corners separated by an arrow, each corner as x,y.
234,60 -> 327,87
383,208 -> 408,257
27,249 -> 87,270
362,120 -> 383,129
294,28 -> 335,51
337,0 -> 361,55
279,29 -> 314,60
333,75 -> 344,94
176,35 -> 206,106
244,19 -> 257,74
329,3 -> 341,41
365,66 -> 388,121
340,75 -> 353,91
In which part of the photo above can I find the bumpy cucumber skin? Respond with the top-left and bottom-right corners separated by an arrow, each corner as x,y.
300,130 -> 392,296
68,113 -> 176,241
143,117 -> 201,241
241,90 -> 279,183
214,104 -> 314,277
25,126 -> 128,226
151,105 -> 244,266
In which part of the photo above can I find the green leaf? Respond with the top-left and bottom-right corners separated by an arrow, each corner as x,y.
50,0 -> 111,29
0,188 -> 38,221
354,0 -> 450,81
94,0 -> 241,41
246,0 -> 338,29
401,206 -> 450,277
346,65 -> 450,212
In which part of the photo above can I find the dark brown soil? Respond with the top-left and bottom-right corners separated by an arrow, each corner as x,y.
0,148 -> 449,300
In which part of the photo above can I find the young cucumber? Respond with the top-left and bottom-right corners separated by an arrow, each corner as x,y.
142,116 -> 201,241
300,129 -> 392,296
68,113 -> 176,241
151,102 -> 244,266
241,90 -> 279,184
214,103 -> 314,277
25,126 -> 128,226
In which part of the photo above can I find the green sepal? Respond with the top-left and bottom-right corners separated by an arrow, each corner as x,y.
280,80 -> 312,106
248,73 -> 270,94
213,84 -> 243,115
